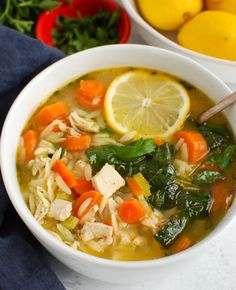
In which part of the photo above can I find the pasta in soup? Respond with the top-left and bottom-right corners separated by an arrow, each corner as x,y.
17,68 -> 236,261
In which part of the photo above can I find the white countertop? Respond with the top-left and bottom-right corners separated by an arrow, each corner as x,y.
50,5 -> 236,290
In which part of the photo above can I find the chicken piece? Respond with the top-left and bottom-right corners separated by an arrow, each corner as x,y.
92,163 -> 125,198
80,222 -> 113,242
119,231 -> 132,245
69,112 -> 99,133
140,213 -> 159,229
47,199 -> 72,222
79,205 -> 99,224
98,236 -> 113,246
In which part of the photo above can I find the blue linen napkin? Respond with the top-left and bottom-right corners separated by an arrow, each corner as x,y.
0,25 -> 66,290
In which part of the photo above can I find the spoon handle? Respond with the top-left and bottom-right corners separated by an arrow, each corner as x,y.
198,91 -> 236,124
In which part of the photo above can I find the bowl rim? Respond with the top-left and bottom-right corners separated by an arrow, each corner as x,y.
121,0 -> 236,67
1,44 -> 235,269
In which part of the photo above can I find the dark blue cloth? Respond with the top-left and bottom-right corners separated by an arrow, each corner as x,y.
0,25 -> 66,290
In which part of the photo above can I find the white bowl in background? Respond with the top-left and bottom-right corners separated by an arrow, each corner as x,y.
121,0 -> 236,84
1,44 -> 236,284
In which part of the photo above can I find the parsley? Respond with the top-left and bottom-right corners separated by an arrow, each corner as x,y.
52,8 -> 121,54
0,0 -> 58,37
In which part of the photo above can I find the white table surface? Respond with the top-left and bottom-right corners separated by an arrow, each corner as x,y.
50,4 -> 236,289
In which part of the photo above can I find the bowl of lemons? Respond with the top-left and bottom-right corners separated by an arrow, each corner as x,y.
121,0 -> 236,83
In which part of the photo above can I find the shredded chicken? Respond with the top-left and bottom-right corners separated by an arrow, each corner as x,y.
47,199 -> 72,221
69,112 -> 99,133
80,222 -> 113,244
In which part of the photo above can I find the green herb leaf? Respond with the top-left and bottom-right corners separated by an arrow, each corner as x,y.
86,138 -> 156,171
178,190 -> 212,219
0,0 -> 59,37
154,190 -> 212,247
206,145 -> 236,170
148,173 -> 183,210
116,138 -> 156,161
198,122 -> 232,149
154,213 -> 188,248
52,8 -> 121,54
193,170 -> 225,185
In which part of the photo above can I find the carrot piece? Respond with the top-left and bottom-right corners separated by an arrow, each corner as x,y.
127,177 -> 142,196
153,137 -> 164,146
65,135 -> 91,152
73,177 -> 94,196
118,198 -> 145,224
199,164 -> 220,171
171,235 -> 192,253
36,102 -> 70,126
23,129 -> 39,161
176,130 -> 208,164
73,190 -> 103,219
76,79 -> 105,110
211,181 -> 229,213
53,160 -> 77,188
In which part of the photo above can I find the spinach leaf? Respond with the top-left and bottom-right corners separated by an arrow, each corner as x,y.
85,144 -> 116,171
187,116 -> 233,150
206,145 -> 236,170
86,138 -> 156,171
134,143 -> 175,179
148,173 -> 183,209
116,155 -> 175,179
154,190 -> 212,247
154,213 -> 189,248
192,170 -> 225,185
199,122 -> 231,137
153,143 -> 175,163
198,122 -> 232,149
177,190 -> 212,219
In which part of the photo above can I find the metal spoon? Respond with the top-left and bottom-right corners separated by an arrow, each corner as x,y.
198,91 -> 236,124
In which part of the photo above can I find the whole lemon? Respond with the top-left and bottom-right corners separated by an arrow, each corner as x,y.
178,11 -> 236,61
206,0 -> 236,15
137,0 -> 203,31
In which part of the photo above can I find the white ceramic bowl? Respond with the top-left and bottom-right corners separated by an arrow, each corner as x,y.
1,44 -> 236,284
121,0 -> 236,84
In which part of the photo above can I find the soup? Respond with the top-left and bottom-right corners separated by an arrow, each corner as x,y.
17,68 -> 236,261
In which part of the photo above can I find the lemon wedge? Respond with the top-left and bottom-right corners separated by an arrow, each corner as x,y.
104,70 -> 190,139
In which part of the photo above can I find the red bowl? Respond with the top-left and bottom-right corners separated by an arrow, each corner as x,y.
36,0 -> 131,47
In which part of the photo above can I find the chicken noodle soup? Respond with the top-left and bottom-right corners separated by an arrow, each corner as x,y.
17,68 -> 236,261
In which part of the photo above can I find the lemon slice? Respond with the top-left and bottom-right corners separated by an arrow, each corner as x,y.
104,70 -> 190,139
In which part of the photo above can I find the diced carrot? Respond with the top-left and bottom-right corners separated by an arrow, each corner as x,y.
36,102 -> 70,126
127,177 -> 142,196
171,235 -> 192,253
53,160 -> 77,188
118,198 -> 145,224
176,130 -> 208,164
65,135 -> 91,152
23,129 -> 39,161
73,177 -> 94,196
76,79 -> 105,110
211,181 -> 229,213
199,164 -> 220,171
73,190 -> 103,219
153,137 -> 164,146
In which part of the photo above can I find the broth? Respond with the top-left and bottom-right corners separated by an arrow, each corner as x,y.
17,67 -> 236,260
